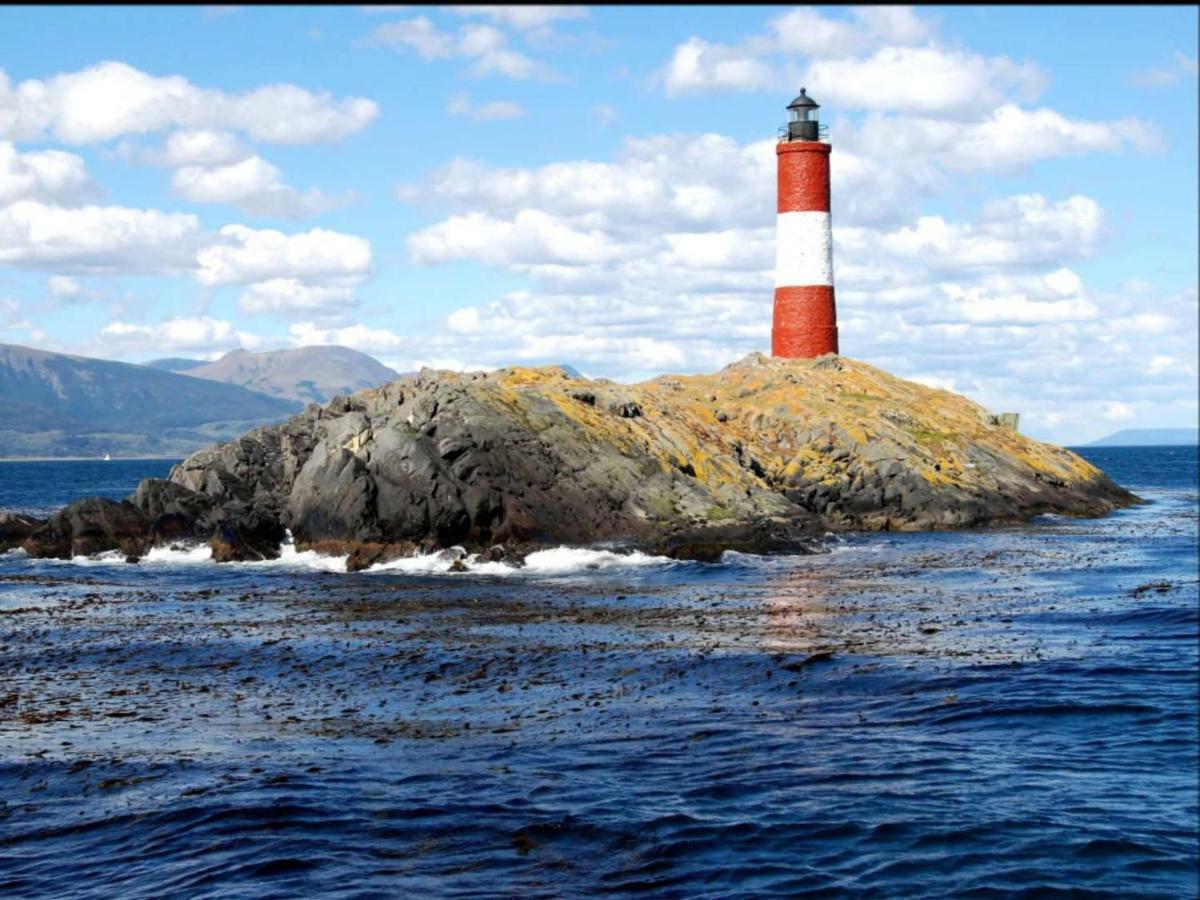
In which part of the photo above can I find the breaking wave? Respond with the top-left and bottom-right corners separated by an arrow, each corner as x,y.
30,532 -> 684,577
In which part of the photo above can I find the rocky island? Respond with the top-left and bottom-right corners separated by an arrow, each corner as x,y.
8,354 -> 1137,567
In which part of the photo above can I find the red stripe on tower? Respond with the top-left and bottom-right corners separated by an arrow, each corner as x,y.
772,88 -> 838,359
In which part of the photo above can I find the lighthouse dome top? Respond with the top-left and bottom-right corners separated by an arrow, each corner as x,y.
787,88 -> 819,110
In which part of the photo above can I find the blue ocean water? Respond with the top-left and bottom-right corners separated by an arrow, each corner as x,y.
0,457 -> 179,517
0,447 -> 1196,898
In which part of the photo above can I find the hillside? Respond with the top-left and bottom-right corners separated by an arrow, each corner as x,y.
183,346 -> 400,405
0,344 -> 302,458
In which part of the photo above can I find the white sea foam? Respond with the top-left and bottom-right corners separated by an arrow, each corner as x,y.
140,532 -> 350,572
17,531 -> 679,578
141,543 -> 214,565
364,545 -> 677,577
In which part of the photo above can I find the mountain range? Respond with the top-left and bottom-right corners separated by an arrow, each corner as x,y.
1086,428 -> 1198,447
0,344 -> 401,458
169,346 -> 400,405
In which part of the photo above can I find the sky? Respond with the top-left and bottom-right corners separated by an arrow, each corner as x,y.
0,4 -> 1196,445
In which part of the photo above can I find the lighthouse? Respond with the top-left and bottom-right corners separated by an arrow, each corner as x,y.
772,88 -> 838,358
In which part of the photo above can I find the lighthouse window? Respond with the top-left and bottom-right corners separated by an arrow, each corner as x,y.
788,108 -> 801,123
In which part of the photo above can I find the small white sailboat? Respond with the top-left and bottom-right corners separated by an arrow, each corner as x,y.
103,453 -> 112,461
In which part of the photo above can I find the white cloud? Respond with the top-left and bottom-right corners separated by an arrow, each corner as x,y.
193,224 -> 373,315
442,6 -> 587,31
838,194 -> 1105,272
369,16 -> 554,80
47,274 -> 82,300
196,224 -> 373,286
409,209 -> 622,266
237,278 -> 358,314
769,5 -> 934,58
0,200 -> 201,273
1102,400 -> 1135,422
661,37 -> 776,95
288,320 -> 408,353
399,134 -> 776,232
1131,51 -> 1199,88
0,61 -> 378,145
0,141 -> 92,205
828,109 -> 1157,226
100,315 -> 263,353
160,129 -> 247,166
171,155 -> 350,218
659,6 -> 941,97
1147,354 -> 1194,376
445,92 -> 527,121
804,46 -> 1045,119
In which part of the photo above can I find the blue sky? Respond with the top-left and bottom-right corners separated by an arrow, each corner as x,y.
0,4 -> 1195,444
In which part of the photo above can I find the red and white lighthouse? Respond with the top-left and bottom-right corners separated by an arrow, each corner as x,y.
772,88 -> 838,358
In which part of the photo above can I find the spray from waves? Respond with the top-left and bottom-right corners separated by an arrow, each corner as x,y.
365,545 -> 679,577
15,532 -> 686,578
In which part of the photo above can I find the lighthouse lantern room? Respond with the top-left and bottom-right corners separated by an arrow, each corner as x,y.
786,87 -> 820,141
772,88 -> 839,359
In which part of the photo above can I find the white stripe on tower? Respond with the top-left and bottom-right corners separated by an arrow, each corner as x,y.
774,211 -> 833,288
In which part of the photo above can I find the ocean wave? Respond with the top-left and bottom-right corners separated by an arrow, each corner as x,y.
16,532 -> 682,578
366,544 -> 679,577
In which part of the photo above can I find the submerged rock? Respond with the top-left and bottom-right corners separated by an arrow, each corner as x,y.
46,354 -> 1141,563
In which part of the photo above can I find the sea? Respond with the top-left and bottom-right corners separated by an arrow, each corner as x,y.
0,446 -> 1196,898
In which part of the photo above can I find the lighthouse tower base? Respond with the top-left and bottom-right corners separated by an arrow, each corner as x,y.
772,286 -> 838,358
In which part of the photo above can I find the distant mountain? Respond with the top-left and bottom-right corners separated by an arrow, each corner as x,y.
144,357 -> 207,373
182,346 -> 400,405
0,343 -> 301,458
1087,428 -> 1198,447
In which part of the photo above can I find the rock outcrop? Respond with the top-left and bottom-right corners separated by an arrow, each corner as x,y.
22,498 -> 149,561
20,354 -> 1137,564
0,511 -> 43,552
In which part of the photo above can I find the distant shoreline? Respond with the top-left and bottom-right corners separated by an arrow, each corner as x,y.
0,456 -> 185,463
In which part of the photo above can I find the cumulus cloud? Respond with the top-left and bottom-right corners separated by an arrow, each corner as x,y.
409,210 -> 623,267
0,200 -> 201,273
196,224 -> 372,286
159,129 -> 247,166
830,109 -> 1157,225
0,61 -> 378,145
288,320 -> 408,353
445,92 -> 527,121
171,155 -> 351,218
399,134 -> 776,232
658,5 -> 945,98
0,141 -> 92,205
804,47 -> 1044,119
834,194 -> 1105,274
661,37 -> 776,94
368,16 -> 554,80
237,278 -> 358,315
195,224 -> 373,315
100,315 -> 263,353
47,274 -> 82,299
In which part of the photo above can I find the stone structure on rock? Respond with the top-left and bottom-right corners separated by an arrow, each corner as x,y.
773,88 -> 838,359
